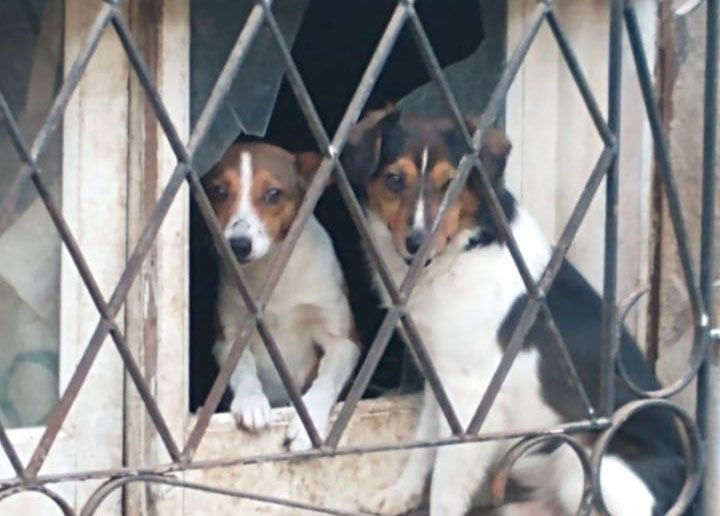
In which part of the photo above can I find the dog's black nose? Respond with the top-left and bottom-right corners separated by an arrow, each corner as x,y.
405,231 -> 424,255
230,237 -> 253,260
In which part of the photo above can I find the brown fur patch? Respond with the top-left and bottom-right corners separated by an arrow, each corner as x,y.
370,155 -> 467,255
203,166 -> 241,228
202,142 -> 312,243
251,167 -> 300,241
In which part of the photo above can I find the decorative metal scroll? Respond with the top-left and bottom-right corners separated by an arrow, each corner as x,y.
0,0 -> 716,514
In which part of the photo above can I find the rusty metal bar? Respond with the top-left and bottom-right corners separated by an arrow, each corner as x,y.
79,474 -> 365,516
400,2 -> 548,298
0,418 -> 608,490
406,4 -> 474,150
22,1 -> 269,475
623,4 -> 709,398
467,147 -> 615,434
545,9 -> 614,147
0,91 -> 182,473
591,399 -> 704,515
185,1 -> 409,456
0,0 -> 713,512
261,0 -> 464,445
329,0 -> 548,447
109,11 -> 190,163
0,3 -> 114,237
491,434 -> 594,515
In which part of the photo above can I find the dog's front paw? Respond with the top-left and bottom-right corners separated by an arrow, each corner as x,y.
283,410 -> 328,452
361,483 -> 423,515
231,392 -> 273,431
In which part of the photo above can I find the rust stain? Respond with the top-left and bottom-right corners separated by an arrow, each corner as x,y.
646,2 -> 678,369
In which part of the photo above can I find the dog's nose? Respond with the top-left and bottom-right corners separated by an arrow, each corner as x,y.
405,231 -> 424,255
230,237 -> 253,260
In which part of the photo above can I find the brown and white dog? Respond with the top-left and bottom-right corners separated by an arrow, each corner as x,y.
342,109 -> 686,516
203,142 -> 360,451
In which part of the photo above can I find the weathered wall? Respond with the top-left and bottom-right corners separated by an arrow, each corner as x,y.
654,2 -> 719,411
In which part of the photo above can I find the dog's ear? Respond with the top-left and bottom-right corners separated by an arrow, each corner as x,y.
466,127 -> 512,196
439,115 -> 481,161
341,106 -> 400,184
295,151 -> 327,191
479,127 -> 512,187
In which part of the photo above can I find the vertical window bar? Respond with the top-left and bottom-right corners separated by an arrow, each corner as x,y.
699,0 -> 719,513
600,0 -> 624,418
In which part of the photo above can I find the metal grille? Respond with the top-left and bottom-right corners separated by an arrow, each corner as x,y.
0,0 -> 717,514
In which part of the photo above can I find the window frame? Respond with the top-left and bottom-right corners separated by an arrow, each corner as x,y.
1,0 -> 130,513
121,0 -> 660,513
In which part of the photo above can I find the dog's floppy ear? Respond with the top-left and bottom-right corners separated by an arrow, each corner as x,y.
341,106 -> 400,184
295,151 -> 328,191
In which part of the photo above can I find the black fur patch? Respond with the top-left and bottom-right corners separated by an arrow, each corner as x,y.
497,260 -> 687,514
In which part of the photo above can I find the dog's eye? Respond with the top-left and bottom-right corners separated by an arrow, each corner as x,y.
385,172 -> 405,193
263,188 -> 282,205
208,183 -> 229,202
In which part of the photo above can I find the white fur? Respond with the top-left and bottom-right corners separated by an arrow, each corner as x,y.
223,151 -> 272,259
215,215 -> 359,451
412,147 -> 429,232
363,206 -> 656,516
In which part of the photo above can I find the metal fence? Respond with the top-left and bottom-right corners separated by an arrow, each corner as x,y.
0,0 -> 717,514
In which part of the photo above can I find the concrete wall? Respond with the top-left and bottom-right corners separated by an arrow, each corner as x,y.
654,2 -> 719,411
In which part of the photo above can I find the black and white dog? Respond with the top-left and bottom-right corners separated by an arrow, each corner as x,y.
341,108 -> 686,516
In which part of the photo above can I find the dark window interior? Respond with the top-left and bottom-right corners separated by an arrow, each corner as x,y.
189,0 -> 505,412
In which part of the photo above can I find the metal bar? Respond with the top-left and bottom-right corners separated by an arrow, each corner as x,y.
623,5 -> 712,401
624,5 -> 705,326
26,320 -> 115,476
399,2 -> 548,299
33,171 -> 182,463
539,305 -> 596,418
491,434 -> 593,515
399,315 -> 463,433
22,3 -> 269,474
0,418 -> 609,489
264,0 -> 453,437
591,399 -> 704,516
330,3 -> 547,445
260,3 -> 404,306
259,2 -> 331,154
0,4 -> 114,237
0,92 -> 182,472
326,4 -> 409,156
0,422 -> 24,479
698,0 -> 719,514
109,12 -> 190,163
600,0 -> 624,418
545,9 -> 615,146
186,2 -> 409,457
80,474 -> 364,516
0,486 -> 74,516
181,175 -> 260,458
182,312 -> 256,458
324,306 -> 404,447
187,3 -> 268,155
406,5 -> 474,150
467,148 -> 615,434
333,165 -> 403,305
254,4 -> 410,311
255,321 -> 323,447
